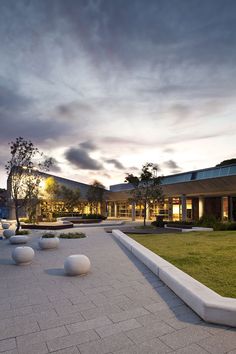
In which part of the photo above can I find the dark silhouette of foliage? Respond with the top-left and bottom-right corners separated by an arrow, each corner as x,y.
86,180 -> 105,214
216,159 -> 236,167
125,163 -> 163,226
59,185 -> 81,215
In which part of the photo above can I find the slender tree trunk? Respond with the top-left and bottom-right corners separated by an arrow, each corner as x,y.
143,201 -> 146,227
15,202 -> 21,233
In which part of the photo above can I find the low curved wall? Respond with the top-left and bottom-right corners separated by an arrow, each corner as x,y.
22,223 -> 73,230
59,217 -> 102,224
112,229 -> 236,327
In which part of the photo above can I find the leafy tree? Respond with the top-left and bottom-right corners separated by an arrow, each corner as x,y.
42,177 -> 60,221
44,177 -> 60,200
125,163 -> 163,226
5,137 -> 51,231
86,180 -> 105,214
59,185 -> 81,215
216,159 -> 236,167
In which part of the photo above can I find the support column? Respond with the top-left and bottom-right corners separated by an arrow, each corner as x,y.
168,198 -> 173,221
114,202 -> 118,218
181,195 -> 187,221
146,203 -> 150,220
221,197 -> 228,221
229,196 -> 234,221
131,202 -> 136,221
199,196 -> 204,219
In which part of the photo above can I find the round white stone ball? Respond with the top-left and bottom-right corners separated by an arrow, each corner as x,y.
3,229 -> 15,239
12,246 -> 35,265
38,237 -> 60,250
2,223 -> 10,229
9,235 -> 29,244
64,255 -> 91,276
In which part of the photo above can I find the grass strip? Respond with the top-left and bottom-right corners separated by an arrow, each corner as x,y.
128,231 -> 236,298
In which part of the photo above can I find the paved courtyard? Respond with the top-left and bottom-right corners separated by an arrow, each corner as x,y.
0,227 -> 235,354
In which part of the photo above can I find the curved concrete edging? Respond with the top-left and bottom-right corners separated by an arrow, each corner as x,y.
112,229 -> 236,327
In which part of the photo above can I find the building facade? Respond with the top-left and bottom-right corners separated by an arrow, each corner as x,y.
106,164 -> 236,222
6,164 -> 236,222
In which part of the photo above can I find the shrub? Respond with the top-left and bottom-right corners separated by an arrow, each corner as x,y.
151,221 -> 164,227
19,218 -> 30,224
164,221 -> 194,228
196,215 -> 219,228
53,212 -> 82,218
59,232 -> 86,239
42,232 -> 56,238
166,220 -> 194,226
82,214 -> 107,220
226,222 -> 236,230
215,222 -> 236,231
16,230 -> 29,235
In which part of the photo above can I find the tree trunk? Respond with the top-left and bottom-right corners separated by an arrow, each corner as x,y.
15,203 -> 21,233
143,201 -> 146,227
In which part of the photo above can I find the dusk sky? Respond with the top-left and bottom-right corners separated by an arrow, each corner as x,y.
0,0 -> 236,189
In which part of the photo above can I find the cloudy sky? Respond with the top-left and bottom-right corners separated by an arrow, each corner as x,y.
0,0 -> 236,188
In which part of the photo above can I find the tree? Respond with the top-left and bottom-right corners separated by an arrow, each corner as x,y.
42,177 -> 60,221
59,185 -> 81,215
86,180 -> 105,214
125,163 -> 163,226
5,137 -> 51,231
216,159 -> 236,167
44,177 -> 60,200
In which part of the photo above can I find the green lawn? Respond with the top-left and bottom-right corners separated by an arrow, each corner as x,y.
128,232 -> 236,298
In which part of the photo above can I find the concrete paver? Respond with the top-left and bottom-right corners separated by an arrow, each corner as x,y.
0,226 -> 235,354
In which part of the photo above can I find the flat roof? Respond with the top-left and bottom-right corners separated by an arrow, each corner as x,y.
109,164 -> 236,192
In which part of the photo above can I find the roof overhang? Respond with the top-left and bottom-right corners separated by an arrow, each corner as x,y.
162,175 -> 236,197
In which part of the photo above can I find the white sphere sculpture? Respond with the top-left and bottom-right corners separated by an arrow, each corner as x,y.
9,235 -> 29,244
3,229 -> 15,239
38,237 -> 60,250
2,223 -> 10,230
64,255 -> 91,276
12,246 -> 35,265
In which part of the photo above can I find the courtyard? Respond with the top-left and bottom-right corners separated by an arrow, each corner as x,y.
0,226 -> 235,354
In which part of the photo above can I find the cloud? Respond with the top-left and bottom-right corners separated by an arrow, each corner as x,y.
0,81 -> 32,110
0,0 -> 236,186
0,83 -> 75,144
47,157 -> 61,173
163,160 -> 182,173
80,141 -> 97,151
163,147 -> 175,154
105,158 -> 125,169
65,147 -> 103,170
169,104 -> 191,125
56,102 -> 94,122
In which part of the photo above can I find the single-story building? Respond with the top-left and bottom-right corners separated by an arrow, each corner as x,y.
6,164 -> 236,222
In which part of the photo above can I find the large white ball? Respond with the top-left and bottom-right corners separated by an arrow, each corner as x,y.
64,255 -> 91,276
38,237 -> 60,250
3,229 -> 15,239
2,223 -> 10,229
9,235 -> 29,244
12,246 -> 35,265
